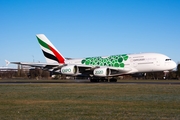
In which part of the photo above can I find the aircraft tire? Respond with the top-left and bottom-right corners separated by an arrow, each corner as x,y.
110,78 -> 117,82
90,79 -> 99,82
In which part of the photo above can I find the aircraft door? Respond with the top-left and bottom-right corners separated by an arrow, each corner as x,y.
156,60 -> 160,66
130,58 -> 137,68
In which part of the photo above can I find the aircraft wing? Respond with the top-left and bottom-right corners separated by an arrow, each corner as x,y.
107,66 -> 133,76
108,66 -> 132,72
7,59 -> 134,76
6,60 -> 63,69
72,64 -> 134,76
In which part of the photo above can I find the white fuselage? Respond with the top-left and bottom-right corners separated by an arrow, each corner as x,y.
64,53 -> 176,74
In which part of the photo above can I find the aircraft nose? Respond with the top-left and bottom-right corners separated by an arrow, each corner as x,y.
171,61 -> 177,69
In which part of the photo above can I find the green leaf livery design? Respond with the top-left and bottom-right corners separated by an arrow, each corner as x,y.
81,54 -> 128,68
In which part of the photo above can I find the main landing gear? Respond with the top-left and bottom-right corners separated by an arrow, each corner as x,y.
90,77 -> 117,82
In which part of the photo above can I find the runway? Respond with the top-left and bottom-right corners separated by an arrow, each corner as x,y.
0,79 -> 180,85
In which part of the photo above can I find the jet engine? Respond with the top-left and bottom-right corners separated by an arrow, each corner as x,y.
61,65 -> 78,75
93,67 -> 111,77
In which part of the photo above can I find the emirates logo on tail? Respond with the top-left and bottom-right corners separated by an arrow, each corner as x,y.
36,34 -> 65,64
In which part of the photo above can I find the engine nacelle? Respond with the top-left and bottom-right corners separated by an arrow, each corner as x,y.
61,65 -> 78,75
93,68 -> 110,77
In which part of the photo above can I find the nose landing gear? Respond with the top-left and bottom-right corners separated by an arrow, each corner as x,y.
163,71 -> 169,80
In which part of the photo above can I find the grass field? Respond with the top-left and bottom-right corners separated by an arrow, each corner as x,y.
0,83 -> 180,120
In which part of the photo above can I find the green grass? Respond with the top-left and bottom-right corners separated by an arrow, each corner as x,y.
0,84 -> 180,120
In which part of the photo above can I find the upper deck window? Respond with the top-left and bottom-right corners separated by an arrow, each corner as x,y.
165,59 -> 171,61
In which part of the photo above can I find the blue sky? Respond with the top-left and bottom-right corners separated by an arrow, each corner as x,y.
0,0 -> 180,67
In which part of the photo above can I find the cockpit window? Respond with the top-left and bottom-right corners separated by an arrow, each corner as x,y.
165,59 -> 171,61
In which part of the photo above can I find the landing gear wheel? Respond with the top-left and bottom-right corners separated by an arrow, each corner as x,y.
110,78 -> 117,82
90,79 -> 99,82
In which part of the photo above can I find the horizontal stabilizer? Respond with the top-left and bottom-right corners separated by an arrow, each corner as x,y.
5,60 -> 10,66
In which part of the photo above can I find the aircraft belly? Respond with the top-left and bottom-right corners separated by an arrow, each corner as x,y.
136,63 -> 155,72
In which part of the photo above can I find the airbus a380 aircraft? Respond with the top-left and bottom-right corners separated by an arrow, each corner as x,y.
9,34 -> 177,82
